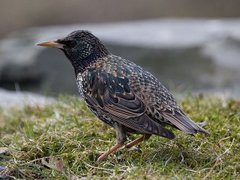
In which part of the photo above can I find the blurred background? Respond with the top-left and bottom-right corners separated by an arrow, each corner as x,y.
0,0 -> 240,105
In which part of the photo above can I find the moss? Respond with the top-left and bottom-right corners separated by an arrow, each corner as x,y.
0,95 -> 239,179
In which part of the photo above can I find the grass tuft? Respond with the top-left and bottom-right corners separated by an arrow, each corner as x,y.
0,95 -> 239,179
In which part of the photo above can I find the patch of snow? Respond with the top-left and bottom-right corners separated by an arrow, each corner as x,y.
0,88 -> 55,108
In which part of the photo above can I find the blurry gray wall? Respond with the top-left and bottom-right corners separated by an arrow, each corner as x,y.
1,0 -> 240,37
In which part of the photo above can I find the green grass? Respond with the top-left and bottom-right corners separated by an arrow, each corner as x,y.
0,95 -> 239,179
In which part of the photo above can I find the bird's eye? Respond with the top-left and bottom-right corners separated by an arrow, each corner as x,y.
61,40 -> 76,47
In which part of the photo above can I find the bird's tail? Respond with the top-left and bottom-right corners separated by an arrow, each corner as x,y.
163,110 -> 209,136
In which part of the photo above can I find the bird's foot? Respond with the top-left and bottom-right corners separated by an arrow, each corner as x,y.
97,153 -> 108,162
125,134 -> 151,149
96,143 -> 124,162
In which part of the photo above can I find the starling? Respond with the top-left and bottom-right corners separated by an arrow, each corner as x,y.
37,30 -> 209,161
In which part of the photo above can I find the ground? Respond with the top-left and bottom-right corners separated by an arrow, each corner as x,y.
0,95 -> 239,179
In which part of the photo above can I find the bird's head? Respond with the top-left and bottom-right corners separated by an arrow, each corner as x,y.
37,30 -> 109,73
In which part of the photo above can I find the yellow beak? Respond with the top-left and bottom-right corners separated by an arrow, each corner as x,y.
36,40 -> 64,49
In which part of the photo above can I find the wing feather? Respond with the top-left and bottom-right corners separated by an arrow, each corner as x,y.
84,70 -> 174,138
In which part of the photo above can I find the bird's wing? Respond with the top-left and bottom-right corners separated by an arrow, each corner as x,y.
84,70 -> 145,119
83,70 -> 175,139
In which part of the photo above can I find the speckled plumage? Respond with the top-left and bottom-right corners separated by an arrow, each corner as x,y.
77,54 -> 208,138
37,30 -> 209,161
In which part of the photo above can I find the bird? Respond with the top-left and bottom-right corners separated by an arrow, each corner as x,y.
37,30 -> 209,161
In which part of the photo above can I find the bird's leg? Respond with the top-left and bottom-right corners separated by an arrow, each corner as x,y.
125,134 -> 151,149
97,123 -> 127,162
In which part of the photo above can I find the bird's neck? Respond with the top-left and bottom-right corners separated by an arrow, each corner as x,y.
72,55 -> 98,75
64,45 -> 109,75
72,53 -> 109,75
